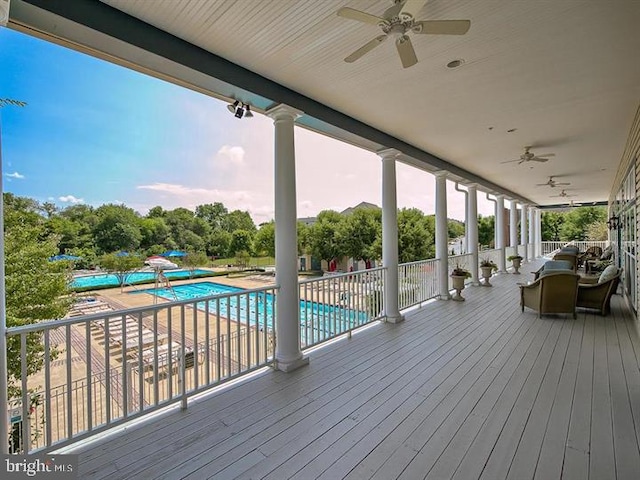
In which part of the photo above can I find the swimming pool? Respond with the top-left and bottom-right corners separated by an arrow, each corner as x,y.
71,269 -> 212,288
135,281 -> 367,342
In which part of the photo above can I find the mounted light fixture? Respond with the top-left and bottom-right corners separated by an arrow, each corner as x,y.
607,215 -> 620,230
227,100 -> 239,114
227,100 -> 253,119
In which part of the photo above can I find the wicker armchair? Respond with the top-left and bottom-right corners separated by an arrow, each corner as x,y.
520,271 -> 581,319
552,252 -> 578,272
577,270 -> 620,315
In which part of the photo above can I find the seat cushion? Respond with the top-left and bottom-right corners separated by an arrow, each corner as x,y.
598,265 -> 618,284
600,246 -> 613,260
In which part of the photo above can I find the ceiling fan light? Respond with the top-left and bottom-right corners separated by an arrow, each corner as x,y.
234,106 -> 245,118
244,105 -> 253,118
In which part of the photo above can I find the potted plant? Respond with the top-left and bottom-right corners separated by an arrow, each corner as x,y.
479,258 -> 498,286
450,264 -> 471,301
507,254 -> 523,274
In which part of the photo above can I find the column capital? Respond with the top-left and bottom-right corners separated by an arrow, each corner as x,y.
433,170 -> 449,179
466,183 -> 478,192
377,148 -> 402,160
496,193 -> 506,200
266,103 -> 303,122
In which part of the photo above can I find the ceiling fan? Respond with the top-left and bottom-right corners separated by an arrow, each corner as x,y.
336,0 -> 471,68
536,176 -> 571,188
501,146 -> 556,165
550,189 -> 576,198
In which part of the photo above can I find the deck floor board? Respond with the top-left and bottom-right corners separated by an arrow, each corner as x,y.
68,259 -> 640,480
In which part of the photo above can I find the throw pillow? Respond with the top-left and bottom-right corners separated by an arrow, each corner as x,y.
598,265 -> 618,284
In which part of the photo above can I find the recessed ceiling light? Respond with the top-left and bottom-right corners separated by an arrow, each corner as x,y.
446,59 -> 465,69
506,128 -> 517,133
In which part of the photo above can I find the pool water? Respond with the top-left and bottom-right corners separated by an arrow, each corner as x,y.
71,269 -> 212,288
135,281 -> 367,342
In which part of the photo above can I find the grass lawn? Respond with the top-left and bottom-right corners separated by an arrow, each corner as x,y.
210,256 -> 275,267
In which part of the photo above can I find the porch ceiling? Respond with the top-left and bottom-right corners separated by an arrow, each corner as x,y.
10,0 -> 640,207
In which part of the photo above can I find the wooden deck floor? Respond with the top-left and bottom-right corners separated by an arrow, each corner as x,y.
69,260 -> 640,479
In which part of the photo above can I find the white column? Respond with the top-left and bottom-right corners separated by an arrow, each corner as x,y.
0,108 -> 9,452
485,193 -> 497,248
536,208 -> 542,257
496,195 -> 506,273
267,104 -> 308,372
455,183 -> 469,254
510,200 -> 518,254
379,149 -> 403,322
435,172 -> 451,299
521,204 -> 529,262
528,207 -> 536,260
468,184 -> 479,285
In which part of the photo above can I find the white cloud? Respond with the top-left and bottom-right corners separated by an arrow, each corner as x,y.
216,145 -> 245,166
5,172 -> 24,179
59,195 -> 84,204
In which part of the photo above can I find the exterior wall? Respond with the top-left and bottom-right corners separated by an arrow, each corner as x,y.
609,103 -> 640,311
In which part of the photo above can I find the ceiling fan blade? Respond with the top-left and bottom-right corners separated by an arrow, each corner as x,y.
399,0 -> 426,20
530,157 -> 549,162
344,35 -> 387,63
414,20 -> 471,35
337,7 -> 384,25
536,153 -> 556,158
557,182 -> 571,186
500,158 -> 522,164
396,35 -> 418,68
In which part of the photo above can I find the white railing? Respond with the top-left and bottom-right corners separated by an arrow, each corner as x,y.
397,259 -> 439,310
540,240 -> 610,256
6,285 -> 277,453
299,267 -> 386,349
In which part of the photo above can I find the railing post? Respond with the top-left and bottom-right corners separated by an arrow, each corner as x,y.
0,113 -> 9,453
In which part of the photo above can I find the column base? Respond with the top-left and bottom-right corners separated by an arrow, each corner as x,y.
385,313 -> 405,323
274,355 -> 309,372
438,294 -> 451,301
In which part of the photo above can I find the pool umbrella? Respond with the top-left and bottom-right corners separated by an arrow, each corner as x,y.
160,250 -> 187,258
49,254 -> 81,261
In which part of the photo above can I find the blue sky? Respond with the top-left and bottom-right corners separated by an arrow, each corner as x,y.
0,27 -> 492,223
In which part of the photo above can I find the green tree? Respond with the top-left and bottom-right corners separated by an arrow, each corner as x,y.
560,206 -> 606,241
222,210 -> 256,233
541,211 -> 565,241
397,208 -> 433,262
478,215 -> 495,247
195,202 -> 228,231
229,229 -> 254,256
207,229 -> 232,258
253,221 -> 275,257
139,217 -> 170,250
4,194 -> 71,401
308,210 -> 344,268
339,208 -> 381,262
447,219 -> 465,240
182,251 -> 209,278
93,204 -> 142,253
98,253 -> 144,292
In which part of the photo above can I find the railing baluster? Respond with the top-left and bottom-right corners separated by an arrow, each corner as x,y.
20,334 -> 29,452
44,331 -> 52,447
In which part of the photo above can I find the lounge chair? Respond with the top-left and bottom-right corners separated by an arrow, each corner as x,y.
520,270 -> 581,319
577,265 -> 620,315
